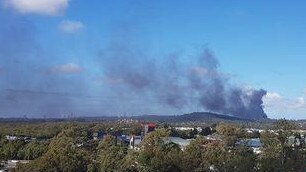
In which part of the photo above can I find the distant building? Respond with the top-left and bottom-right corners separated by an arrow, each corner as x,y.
5,135 -> 18,141
142,122 -> 156,135
1,160 -> 30,171
93,131 -> 106,140
116,135 -> 130,145
245,128 -> 264,133
236,138 -> 262,154
164,137 -> 191,151
129,134 -> 191,151
196,127 -> 203,133
175,127 -> 194,131
204,134 -> 223,141
287,135 -> 303,147
129,135 -> 142,150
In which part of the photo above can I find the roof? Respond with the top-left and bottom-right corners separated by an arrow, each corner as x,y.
236,138 -> 262,148
130,136 -> 142,146
142,122 -> 156,127
164,137 -> 191,147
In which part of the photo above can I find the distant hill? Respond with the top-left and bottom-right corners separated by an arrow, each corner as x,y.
0,112 -> 262,123
129,112 -> 252,123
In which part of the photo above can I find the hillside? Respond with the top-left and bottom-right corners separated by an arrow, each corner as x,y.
130,112 -> 252,123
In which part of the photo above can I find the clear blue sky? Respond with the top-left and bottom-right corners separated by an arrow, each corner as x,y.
0,0 -> 306,119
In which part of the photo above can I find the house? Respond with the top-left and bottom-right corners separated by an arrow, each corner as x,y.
93,131 -> 106,140
5,135 -> 18,141
116,135 -> 130,145
174,127 -> 194,131
129,136 -> 142,150
129,134 -> 191,151
1,160 -> 30,171
287,135 -> 305,147
196,127 -> 203,133
142,122 -> 156,135
236,138 -> 262,154
245,128 -> 264,134
204,134 -> 223,141
164,137 -> 191,151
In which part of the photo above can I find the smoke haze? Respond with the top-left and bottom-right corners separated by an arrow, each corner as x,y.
99,40 -> 267,119
0,14 -> 267,119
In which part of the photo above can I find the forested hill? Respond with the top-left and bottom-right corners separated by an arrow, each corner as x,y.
129,112 -> 253,123
0,112 -> 267,123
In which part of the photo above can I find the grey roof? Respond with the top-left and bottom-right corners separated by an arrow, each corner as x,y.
236,138 -> 262,148
165,137 -> 191,147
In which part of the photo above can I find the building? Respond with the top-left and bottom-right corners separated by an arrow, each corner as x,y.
1,160 -> 30,171
174,127 -> 194,131
93,131 -> 106,140
142,122 -> 156,135
129,135 -> 142,150
164,137 -> 192,151
236,138 -> 262,154
116,135 -> 130,145
5,135 -> 18,141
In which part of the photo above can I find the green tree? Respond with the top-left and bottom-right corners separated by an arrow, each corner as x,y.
17,126 -> 90,172
259,119 -> 305,172
180,137 -> 207,171
224,146 -> 256,172
0,140 -> 26,160
23,141 -> 48,160
199,127 -> 212,136
138,129 -> 182,172
216,123 -> 242,146
97,135 -> 128,172
182,135 -> 256,172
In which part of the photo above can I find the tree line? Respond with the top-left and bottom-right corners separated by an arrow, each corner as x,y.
0,120 -> 304,171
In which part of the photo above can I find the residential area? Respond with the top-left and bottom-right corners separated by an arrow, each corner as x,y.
1,118 -> 306,171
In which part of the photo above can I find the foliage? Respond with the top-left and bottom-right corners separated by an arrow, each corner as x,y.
0,119 -> 305,172
138,129 -> 182,172
16,126 -> 90,172
216,123 -> 243,146
97,135 -> 128,171
259,119 -> 306,172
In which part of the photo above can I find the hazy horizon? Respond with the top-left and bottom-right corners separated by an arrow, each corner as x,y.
1,1 -> 306,119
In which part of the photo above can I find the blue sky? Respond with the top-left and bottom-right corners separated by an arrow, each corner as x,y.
0,0 -> 306,119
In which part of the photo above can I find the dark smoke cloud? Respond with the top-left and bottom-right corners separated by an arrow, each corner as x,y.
99,42 -> 267,119
0,11 -> 267,119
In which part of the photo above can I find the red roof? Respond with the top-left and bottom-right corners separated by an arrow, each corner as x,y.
141,122 -> 156,127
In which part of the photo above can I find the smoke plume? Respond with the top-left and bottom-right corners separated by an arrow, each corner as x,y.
99,42 -> 267,119
0,13 -> 267,119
